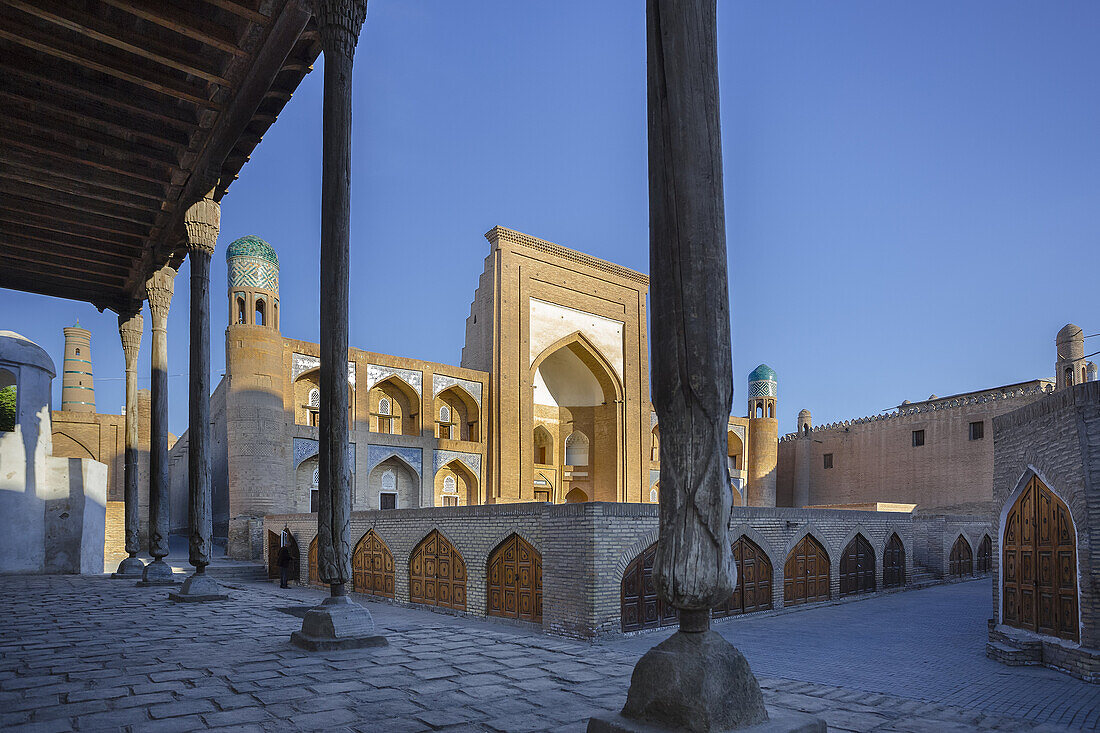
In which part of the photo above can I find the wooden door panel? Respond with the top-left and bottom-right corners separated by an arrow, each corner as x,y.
410,530 -> 466,610
352,531 -> 395,598
784,535 -> 829,606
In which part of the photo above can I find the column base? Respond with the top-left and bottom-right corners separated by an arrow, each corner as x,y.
111,556 -> 146,578
588,709 -> 825,733
592,629 -> 782,733
290,594 -> 388,651
136,558 -> 179,586
168,570 -> 228,602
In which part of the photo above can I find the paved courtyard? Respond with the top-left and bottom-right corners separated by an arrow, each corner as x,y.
0,573 -> 1095,732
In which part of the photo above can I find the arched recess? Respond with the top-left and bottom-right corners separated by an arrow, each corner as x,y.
367,455 -> 419,510
840,534 -> 876,596
1002,474 -> 1078,641
727,430 -> 744,471
487,533 -> 543,622
531,332 -> 623,504
296,455 -> 320,512
409,530 -> 467,610
369,375 -> 420,436
565,487 -> 588,503
649,482 -> 659,504
883,533 -> 905,588
435,459 -> 478,507
651,424 -> 660,463
51,431 -> 96,460
713,535 -> 773,617
977,535 -> 992,573
236,297 -> 247,324
533,425 -> 555,466
268,529 -> 300,581
0,369 -> 14,433
621,542 -> 678,632
255,298 -> 266,326
293,369 -> 320,426
949,535 -> 973,577
352,529 -> 395,598
434,385 -> 480,441
565,431 -> 589,466
308,535 -> 321,585
783,534 -> 830,606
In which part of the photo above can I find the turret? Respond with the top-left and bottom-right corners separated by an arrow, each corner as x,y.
797,408 -> 812,436
61,324 -> 94,413
1088,362 -> 1098,383
746,364 -> 778,507
1056,323 -> 1086,391
226,235 -> 280,330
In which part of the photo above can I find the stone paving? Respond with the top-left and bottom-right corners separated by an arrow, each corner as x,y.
0,574 -> 1093,732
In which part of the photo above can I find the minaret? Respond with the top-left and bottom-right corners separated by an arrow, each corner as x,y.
1055,323 -> 1086,391
746,364 -> 778,507
226,234 -> 280,330
61,324 -> 95,413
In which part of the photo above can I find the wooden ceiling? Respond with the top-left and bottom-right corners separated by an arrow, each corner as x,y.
0,0 -> 320,313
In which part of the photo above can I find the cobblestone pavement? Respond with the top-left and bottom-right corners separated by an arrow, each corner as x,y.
0,575 -> 1092,732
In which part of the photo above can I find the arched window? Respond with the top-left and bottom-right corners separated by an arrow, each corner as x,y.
756,404 -> 763,418
437,404 -> 453,439
255,299 -> 266,326
565,431 -> 589,466
443,475 -> 456,493
381,469 -> 396,493
768,403 -> 774,418
440,405 -> 450,422
1065,367 -> 1074,386
75,348 -> 80,356
649,487 -> 658,503
237,297 -> 246,324
308,388 -> 320,408
312,468 -> 319,486
378,397 -> 391,415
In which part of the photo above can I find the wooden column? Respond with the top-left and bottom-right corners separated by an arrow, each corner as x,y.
114,306 -> 144,577
141,264 -> 176,585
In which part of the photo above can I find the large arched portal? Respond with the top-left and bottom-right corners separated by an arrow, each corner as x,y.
530,335 -> 622,503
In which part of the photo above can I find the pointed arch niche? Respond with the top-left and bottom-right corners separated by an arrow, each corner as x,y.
434,385 -> 479,441
369,375 -> 420,436
367,455 -> 419,510
435,459 -> 478,507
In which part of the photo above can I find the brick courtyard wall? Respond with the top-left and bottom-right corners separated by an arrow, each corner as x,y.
103,500 -> 126,573
266,503 -> 939,639
991,381 -> 1099,676
911,513 -> 993,579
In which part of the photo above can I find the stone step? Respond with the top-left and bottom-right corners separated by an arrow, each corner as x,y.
988,625 -> 1043,652
986,640 -> 1041,665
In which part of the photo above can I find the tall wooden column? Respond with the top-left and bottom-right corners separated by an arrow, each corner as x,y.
140,264 -> 177,585
113,305 -> 145,578
592,2 -> 821,730
292,0 -> 385,650
171,191 -> 227,602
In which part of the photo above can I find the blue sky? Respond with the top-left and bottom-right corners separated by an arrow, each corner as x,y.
4,1 -> 1097,436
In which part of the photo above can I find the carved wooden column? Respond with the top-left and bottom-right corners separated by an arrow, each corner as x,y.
171,191 -> 228,602
112,305 -> 145,578
139,264 -> 177,586
291,0 -> 385,650
591,2 -> 820,731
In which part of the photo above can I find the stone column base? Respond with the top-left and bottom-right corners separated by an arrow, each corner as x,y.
111,556 -> 146,578
168,571 -> 228,602
290,595 -> 388,651
136,558 -> 179,586
588,709 -> 825,733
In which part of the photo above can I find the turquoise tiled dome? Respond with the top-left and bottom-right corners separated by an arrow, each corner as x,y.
748,364 -> 777,383
225,235 -> 279,267
748,364 -> 777,399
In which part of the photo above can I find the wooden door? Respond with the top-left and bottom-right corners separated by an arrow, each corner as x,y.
840,534 -> 876,596
487,534 -> 543,622
267,531 -> 280,579
352,530 -> 395,598
949,536 -> 972,577
1005,476 -> 1078,641
977,535 -> 992,573
713,536 -> 773,617
783,535 -> 830,606
409,530 -> 467,610
621,543 -> 678,632
883,533 -> 905,588
308,536 -> 320,585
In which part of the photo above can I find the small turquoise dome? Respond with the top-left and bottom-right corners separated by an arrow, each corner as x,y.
225,235 -> 278,267
748,364 -> 777,383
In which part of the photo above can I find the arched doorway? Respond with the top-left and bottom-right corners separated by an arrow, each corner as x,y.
409,530 -> 467,610
621,542 -> 678,632
1002,475 -> 1078,641
713,535 -> 773,617
487,534 -> 542,623
949,536 -> 972,577
840,534 -> 876,596
883,533 -> 905,588
352,530 -> 395,598
783,534 -> 830,606
565,487 -> 588,503
977,535 -> 992,573
531,335 -> 622,503
267,529 -> 300,582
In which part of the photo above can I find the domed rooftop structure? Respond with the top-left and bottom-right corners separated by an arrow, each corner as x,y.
748,364 -> 777,399
748,364 -> 777,384
798,409 -> 811,417
225,235 -> 279,267
1058,323 -> 1082,341
0,331 -> 55,377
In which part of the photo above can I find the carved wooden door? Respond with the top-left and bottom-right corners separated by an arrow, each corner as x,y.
713,536 -> 773,617
352,530 -> 395,598
409,530 -> 467,610
783,535 -> 830,606
977,535 -> 992,573
840,534 -> 876,596
487,534 -> 543,622
267,531 -> 280,579
308,535 -> 320,585
1004,476 -> 1078,641
883,533 -> 905,588
949,536 -> 972,577
621,543 -> 677,632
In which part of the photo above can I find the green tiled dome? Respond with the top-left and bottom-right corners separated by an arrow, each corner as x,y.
225,235 -> 278,267
748,364 -> 777,383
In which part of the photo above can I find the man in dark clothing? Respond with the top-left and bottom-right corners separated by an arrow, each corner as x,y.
277,545 -> 292,588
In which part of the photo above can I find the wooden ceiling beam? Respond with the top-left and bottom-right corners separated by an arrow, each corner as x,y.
0,179 -> 158,228
0,136 -> 169,188
0,160 -> 161,211
0,211 -> 145,251
0,9 -> 220,110
1,221 -> 144,263
2,0 -> 232,87
202,0 -> 270,26
0,271 -> 119,309
0,194 -> 150,240
0,138 -> 171,201
1,237 -> 132,276
0,246 -> 129,284
97,0 -> 247,57
0,113 -> 181,171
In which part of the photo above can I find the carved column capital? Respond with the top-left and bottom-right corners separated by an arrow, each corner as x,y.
145,265 -> 177,327
117,309 -> 144,367
313,0 -> 368,58
184,194 -> 220,258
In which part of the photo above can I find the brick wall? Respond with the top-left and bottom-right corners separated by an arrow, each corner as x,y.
103,500 -> 126,573
265,502 -> 964,639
